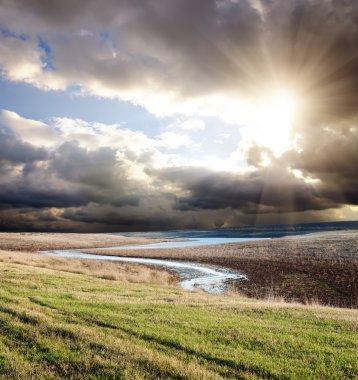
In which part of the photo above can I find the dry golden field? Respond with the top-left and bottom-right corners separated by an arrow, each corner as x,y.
1,231 -> 357,307
84,231 -> 358,308
0,232 -> 176,286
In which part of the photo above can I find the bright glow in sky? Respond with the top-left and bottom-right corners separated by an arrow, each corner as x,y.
243,87 -> 301,156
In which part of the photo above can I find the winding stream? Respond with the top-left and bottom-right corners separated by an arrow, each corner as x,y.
41,237 -> 265,293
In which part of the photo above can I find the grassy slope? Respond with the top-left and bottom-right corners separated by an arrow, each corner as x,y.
0,262 -> 357,379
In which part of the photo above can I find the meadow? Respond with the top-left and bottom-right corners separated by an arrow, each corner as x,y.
0,232 -> 357,379
0,261 -> 357,379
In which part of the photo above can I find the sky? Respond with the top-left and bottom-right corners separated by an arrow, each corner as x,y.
0,0 -> 358,232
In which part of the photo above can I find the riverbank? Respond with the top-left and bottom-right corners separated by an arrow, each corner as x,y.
83,231 -> 358,308
1,231 -> 357,307
0,232 -> 160,251
0,232 -> 178,286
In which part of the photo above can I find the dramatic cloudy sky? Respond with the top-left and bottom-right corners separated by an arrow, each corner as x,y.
0,0 -> 358,231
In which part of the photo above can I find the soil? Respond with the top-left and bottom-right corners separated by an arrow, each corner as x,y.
84,231 -> 358,308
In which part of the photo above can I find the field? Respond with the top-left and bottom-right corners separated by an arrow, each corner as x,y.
84,231 -> 358,308
0,232 -> 357,379
0,262 -> 357,379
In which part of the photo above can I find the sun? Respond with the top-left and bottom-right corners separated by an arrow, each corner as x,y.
242,86 -> 301,157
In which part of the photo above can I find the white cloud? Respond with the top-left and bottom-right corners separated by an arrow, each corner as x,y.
0,110 -> 197,182
0,110 -> 58,147
156,131 -> 193,150
0,35 -> 42,81
0,35 -> 67,91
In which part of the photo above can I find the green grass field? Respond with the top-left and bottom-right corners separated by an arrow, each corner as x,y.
0,262 -> 357,379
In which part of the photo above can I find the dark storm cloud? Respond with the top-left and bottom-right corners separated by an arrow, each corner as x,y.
51,141 -> 124,189
0,185 -> 89,209
289,124 -> 358,183
61,206 -> 178,229
58,197 -> 233,231
0,138 -> 139,211
0,130 -> 48,163
286,123 -> 358,206
156,165 -> 342,214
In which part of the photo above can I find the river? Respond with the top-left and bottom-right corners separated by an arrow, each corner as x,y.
41,237 -> 265,293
